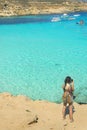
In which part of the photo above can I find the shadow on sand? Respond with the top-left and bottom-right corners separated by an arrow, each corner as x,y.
65,105 -> 75,116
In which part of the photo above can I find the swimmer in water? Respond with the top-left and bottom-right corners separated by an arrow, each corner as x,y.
76,20 -> 84,25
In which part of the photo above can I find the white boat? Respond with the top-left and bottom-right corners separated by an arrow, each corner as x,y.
61,13 -> 68,18
63,13 -> 68,16
68,17 -> 75,20
74,14 -> 80,17
51,17 -> 60,22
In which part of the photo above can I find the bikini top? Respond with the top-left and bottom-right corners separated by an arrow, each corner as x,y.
64,83 -> 73,94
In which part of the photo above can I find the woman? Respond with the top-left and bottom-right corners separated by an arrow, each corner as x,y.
62,76 -> 74,122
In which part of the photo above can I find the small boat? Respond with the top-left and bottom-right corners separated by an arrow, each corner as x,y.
61,13 -> 68,18
63,13 -> 68,16
51,17 -> 60,22
74,14 -> 80,17
68,17 -> 75,20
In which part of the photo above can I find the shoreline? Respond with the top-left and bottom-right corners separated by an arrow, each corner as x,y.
0,91 -> 87,105
0,10 -> 87,17
0,92 -> 87,130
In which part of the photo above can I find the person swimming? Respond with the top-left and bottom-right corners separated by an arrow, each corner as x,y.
76,20 -> 84,25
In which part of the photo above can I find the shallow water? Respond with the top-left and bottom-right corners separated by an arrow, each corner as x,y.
0,12 -> 87,103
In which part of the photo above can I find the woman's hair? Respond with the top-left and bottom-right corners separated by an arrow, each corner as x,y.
64,76 -> 73,85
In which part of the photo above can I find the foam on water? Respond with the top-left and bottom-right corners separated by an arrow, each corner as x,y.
0,12 -> 87,103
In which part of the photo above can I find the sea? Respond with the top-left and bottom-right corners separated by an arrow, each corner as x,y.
0,12 -> 87,103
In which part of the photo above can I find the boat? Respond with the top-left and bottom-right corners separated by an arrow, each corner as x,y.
51,17 -> 60,22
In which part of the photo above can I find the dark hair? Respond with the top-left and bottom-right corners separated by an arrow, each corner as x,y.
64,76 -> 73,85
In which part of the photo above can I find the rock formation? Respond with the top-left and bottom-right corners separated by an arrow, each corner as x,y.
0,0 -> 87,16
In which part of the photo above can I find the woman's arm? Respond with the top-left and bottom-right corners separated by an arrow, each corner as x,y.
62,84 -> 65,92
71,81 -> 74,91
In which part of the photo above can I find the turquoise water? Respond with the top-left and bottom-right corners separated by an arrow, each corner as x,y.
0,12 -> 87,103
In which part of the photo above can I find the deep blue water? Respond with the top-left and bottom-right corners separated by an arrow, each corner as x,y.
0,12 -> 87,103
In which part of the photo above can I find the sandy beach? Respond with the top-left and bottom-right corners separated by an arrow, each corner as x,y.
0,92 -> 87,130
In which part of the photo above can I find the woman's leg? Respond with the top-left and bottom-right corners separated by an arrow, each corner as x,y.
69,104 -> 73,122
62,104 -> 66,119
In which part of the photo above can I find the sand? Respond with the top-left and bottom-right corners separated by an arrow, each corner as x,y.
0,92 -> 87,130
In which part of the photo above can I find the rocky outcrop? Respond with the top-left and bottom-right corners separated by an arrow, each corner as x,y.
0,0 -> 87,16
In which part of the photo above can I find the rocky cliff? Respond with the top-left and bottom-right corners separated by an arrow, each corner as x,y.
0,0 -> 87,16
